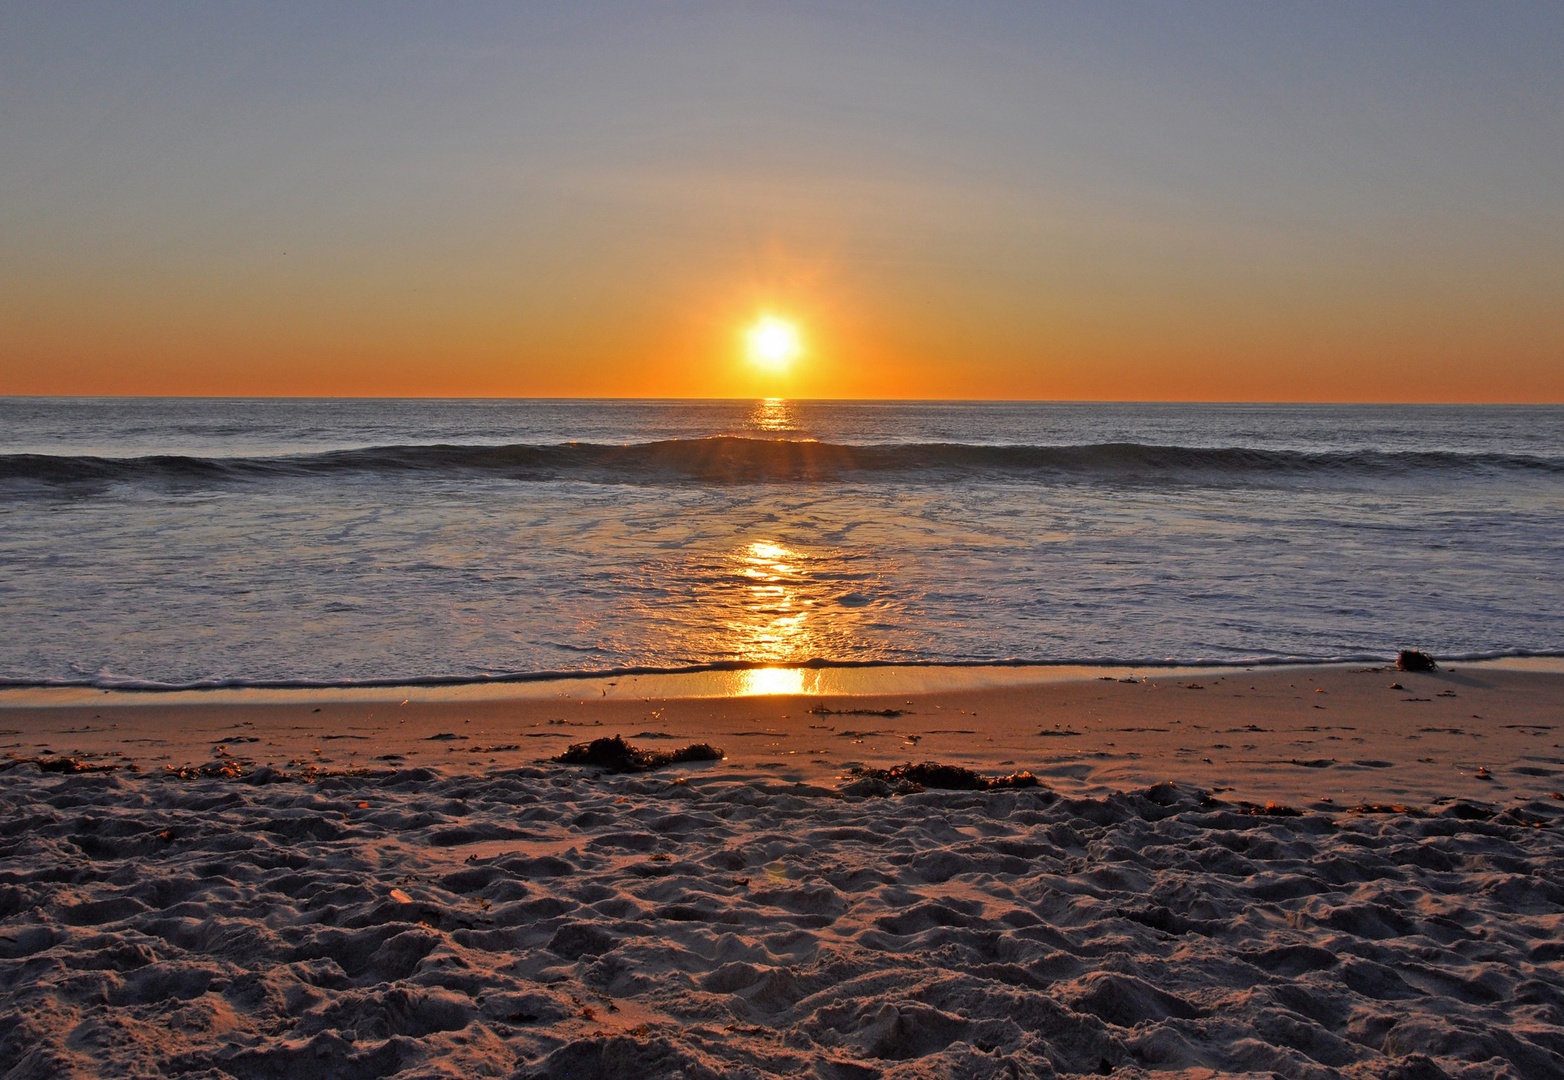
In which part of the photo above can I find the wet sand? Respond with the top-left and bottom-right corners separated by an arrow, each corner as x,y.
5,662 -> 1561,809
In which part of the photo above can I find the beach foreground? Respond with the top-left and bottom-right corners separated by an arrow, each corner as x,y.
2,665 -> 1562,1077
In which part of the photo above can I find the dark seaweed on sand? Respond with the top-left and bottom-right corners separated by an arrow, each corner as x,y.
851,761 -> 1039,791
809,705 -> 906,718
554,735 -> 724,773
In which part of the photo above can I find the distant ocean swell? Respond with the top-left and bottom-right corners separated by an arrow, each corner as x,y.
5,438 -> 1562,488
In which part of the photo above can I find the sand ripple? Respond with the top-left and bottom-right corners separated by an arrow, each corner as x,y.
1,764 -> 1562,1078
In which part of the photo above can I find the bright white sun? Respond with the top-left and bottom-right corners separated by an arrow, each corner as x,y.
745,316 -> 802,372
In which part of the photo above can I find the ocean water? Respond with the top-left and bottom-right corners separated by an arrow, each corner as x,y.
1,398 -> 1560,689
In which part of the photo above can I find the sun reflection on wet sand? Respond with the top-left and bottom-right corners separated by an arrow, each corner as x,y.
733,666 -> 810,696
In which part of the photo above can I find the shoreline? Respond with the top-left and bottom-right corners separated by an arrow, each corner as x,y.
6,653 -> 1563,706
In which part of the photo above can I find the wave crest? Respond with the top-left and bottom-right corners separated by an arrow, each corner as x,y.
3,437 -> 1561,488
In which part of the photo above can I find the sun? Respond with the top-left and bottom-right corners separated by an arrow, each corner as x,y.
745,316 -> 802,372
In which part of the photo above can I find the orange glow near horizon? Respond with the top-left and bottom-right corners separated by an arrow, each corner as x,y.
8,197 -> 1554,403
2,263 -> 1562,401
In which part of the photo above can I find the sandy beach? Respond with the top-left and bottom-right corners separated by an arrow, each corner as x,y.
9,1 -> 1564,1075
2,662 -> 1562,1077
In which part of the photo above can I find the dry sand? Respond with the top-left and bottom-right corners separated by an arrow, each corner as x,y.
1,663 -> 1561,1077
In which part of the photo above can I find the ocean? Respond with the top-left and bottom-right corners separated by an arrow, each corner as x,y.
1,398 -> 1560,689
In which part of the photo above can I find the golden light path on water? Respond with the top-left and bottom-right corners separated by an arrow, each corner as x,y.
705,531 -> 867,696
750,397 -> 797,434
720,399 -> 828,695
725,539 -> 817,694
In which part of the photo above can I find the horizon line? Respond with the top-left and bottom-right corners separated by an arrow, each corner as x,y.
2,394 -> 1561,407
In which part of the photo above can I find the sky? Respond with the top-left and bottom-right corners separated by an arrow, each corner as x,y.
1,2 -> 1561,401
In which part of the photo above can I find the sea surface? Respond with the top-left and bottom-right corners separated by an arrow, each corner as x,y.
1,398 -> 1560,689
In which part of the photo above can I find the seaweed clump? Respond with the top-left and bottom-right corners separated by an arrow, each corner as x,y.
847,761 -> 1039,793
555,735 -> 724,774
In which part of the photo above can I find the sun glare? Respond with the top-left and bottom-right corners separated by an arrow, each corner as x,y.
745,316 -> 802,372
736,667 -> 808,696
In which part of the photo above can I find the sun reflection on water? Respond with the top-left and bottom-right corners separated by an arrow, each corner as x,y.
718,540 -> 855,695
730,539 -> 814,661
629,520 -> 906,694
748,398 -> 799,435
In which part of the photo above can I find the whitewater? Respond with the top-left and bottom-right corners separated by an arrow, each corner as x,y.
1,398 -> 1560,688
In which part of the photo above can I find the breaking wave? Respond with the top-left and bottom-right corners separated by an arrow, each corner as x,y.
4,437 -> 1562,488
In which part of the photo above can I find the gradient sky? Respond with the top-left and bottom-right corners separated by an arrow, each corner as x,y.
2,2 -> 1561,401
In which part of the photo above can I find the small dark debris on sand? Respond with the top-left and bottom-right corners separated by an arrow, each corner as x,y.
0,755 -> 130,775
846,761 -> 1039,794
1397,649 -> 1439,672
554,735 -> 724,773
1240,801 -> 1303,817
161,760 -> 387,783
810,705 -> 907,718
164,760 -> 250,780
1198,792 -> 1303,817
